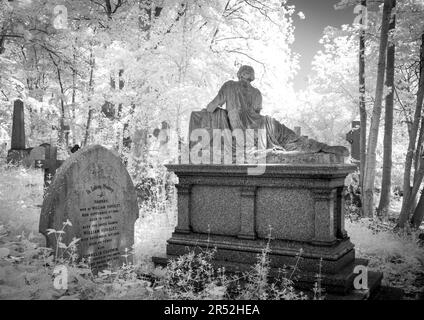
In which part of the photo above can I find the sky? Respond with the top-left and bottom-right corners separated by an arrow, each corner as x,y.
287,0 -> 356,91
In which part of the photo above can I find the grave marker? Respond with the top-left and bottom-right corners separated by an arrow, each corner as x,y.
11,99 -> 25,150
6,99 -> 29,164
346,120 -> 361,161
40,145 -> 139,271
35,146 -> 65,189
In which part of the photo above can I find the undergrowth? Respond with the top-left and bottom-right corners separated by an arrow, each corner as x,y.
346,216 -> 424,299
1,164 -> 423,299
0,221 -> 311,300
163,228 -> 308,300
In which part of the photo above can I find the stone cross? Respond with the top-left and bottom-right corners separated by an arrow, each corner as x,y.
345,121 -> 361,161
34,146 -> 65,189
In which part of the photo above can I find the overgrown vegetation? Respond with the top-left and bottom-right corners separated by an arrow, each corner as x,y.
0,165 -> 423,300
0,222 -> 308,300
346,218 -> 424,299
0,164 -> 306,300
163,232 -> 308,300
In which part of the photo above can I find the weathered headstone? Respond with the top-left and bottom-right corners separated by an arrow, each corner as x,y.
346,120 -> 361,161
40,145 -> 139,271
6,100 -> 29,164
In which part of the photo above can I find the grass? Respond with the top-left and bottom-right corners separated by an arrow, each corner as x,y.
346,218 -> 424,299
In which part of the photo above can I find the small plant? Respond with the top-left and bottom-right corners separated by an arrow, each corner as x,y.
162,225 -> 310,300
238,226 -> 306,300
313,258 -> 325,300
121,245 -> 136,266
238,228 -> 273,300
164,247 -> 229,299
46,219 -> 80,263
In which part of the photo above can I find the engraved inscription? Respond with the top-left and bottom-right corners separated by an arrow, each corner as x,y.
79,183 -> 122,270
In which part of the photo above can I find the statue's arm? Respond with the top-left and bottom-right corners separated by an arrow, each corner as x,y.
206,82 -> 227,112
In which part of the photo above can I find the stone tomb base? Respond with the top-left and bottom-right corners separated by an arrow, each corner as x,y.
6,149 -> 30,165
153,164 -> 382,296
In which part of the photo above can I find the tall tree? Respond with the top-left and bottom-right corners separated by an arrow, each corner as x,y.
377,0 -> 396,217
363,0 -> 394,217
398,32 -> 424,228
410,33 -> 424,228
358,0 -> 367,210
83,48 -> 95,147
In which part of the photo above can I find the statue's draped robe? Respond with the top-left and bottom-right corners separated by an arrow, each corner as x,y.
189,80 -> 326,157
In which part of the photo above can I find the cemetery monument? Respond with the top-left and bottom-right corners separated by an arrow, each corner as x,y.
154,65 -> 383,298
40,145 -> 139,271
6,100 -> 29,164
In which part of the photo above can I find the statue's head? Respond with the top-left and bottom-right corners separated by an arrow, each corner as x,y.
237,65 -> 255,82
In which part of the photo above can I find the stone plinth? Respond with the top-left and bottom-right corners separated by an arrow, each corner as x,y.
154,163 -> 382,295
6,149 -> 30,165
266,151 -> 345,165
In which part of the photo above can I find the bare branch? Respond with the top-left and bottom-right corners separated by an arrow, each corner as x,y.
225,49 -> 266,68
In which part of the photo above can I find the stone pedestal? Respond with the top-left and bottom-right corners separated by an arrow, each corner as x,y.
6,149 -> 30,165
153,164 -> 382,295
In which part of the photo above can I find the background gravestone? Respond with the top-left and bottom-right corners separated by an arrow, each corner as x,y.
35,146 -> 65,189
40,145 -> 139,271
6,100 -> 29,164
346,120 -> 361,161
11,99 -> 25,150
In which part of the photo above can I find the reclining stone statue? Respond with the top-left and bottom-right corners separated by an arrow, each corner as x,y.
189,65 -> 348,164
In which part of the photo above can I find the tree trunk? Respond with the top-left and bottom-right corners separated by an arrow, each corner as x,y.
49,53 -> 68,148
377,0 -> 396,217
105,0 -> 112,18
70,49 -> 77,146
116,68 -> 125,153
399,33 -> 424,227
412,189 -> 424,228
363,0 -> 393,217
414,119 -> 424,175
359,0 -> 367,213
83,108 -> 93,147
83,51 -> 95,147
